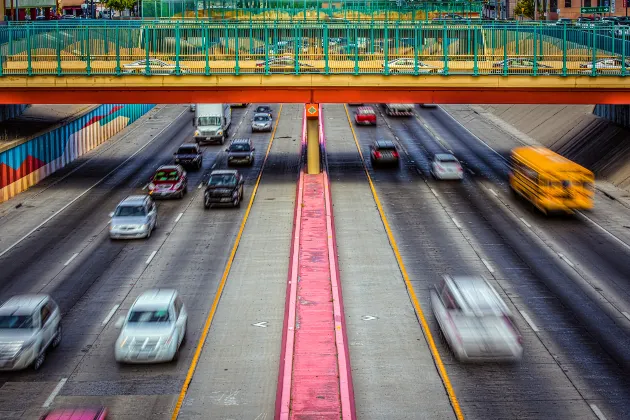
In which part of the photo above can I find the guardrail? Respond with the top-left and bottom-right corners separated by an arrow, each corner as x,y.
1,22 -> 628,77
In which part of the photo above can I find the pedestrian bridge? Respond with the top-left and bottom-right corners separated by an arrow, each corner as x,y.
1,21 -> 629,104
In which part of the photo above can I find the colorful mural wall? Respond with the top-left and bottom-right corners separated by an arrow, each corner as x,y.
0,103 -> 155,203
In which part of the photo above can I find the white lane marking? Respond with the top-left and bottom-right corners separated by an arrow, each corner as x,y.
146,251 -> 158,265
518,310 -> 539,333
175,212 -> 184,223
198,183 -> 203,189
102,304 -> 120,326
0,108 -> 188,260
481,259 -> 495,274
623,311 -> 630,322
42,378 -> 68,408
590,404 -> 608,420
451,217 -> 462,229
578,211 -> 630,254
558,253 -> 575,268
519,217 -> 532,228
63,253 -> 79,267
430,188 -> 438,197
489,188 -> 498,197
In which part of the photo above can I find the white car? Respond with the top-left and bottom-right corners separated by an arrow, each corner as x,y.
190,104 -> 196,112
122,59 -> 190,75
431,153 -> 464,180
115,289 -> 187,363
431,276 -> 523,362
579,58 -> 630,73
0,295 -> 61,370
382,58 -> 438,74
109,195 -> 158,240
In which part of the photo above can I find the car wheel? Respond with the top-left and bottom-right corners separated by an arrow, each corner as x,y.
146,228 -> 152,239
204,199 -> 211,209
32,350 -> 45,371
197,161 -> 202,170
220,136 -> 225,145
234,197 -> 240,208
51,324 -> 62,349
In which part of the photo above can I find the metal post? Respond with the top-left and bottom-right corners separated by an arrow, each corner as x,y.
235,26 -> 239,75
443,23 -> 449,75
414,24 -> 419,75
473,26 -> 478,75
591,26 -> 597,76
324,23 -> 329,74
86,27 -> 91,75
115,26 -> 120,75
144,27 -> 150,75
27,26 -> 32,76
503,26 -> 508,75
384,22 -> 389,74
175,22 -> 181,75
204,24 -> 210,76
623,30 -> 626,76
562,23 -> 567,76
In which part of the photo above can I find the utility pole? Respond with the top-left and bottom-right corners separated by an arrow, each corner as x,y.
534,0 -> 537,20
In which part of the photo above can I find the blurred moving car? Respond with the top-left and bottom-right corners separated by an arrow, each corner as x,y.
109,195 -> 158,240
115,289 -> 187,364
189,104 -> 196,112
148,165 -> 188,199
431,275 -> 523,362
122,59 -> 190,75
370,139 -> 399,167
383,58 -> 438,74
354,106 -> 377,126
420,104 -> 438,108
251,113 -> 273,132
255,57 -> 320,73
174,143 -> 203,170
40,407 -> 108,420
204,169 -> 244,208
226,138 -> 255,166
554,18 -> 572,26
254,105 -> 273,118
492,58 -> 555,74
579,58 -> 630,73
431,153 -> 464,180
0,294 -> 61,371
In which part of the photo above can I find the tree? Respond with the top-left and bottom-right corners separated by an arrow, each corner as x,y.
106,0 -> 136,13
516,0 -> 534,19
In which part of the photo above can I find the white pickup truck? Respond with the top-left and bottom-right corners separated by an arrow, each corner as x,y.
383,103 -> 414,116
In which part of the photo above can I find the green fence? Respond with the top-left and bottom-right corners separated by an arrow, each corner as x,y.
0,22 -> 627,77
141,0 -> 483,21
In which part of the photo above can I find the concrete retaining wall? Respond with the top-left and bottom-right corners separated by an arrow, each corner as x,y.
0,103 -> 155,202
0,104 -> 28,124
594,105 -> 630,130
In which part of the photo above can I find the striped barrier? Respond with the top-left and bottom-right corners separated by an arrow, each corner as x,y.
0,103 -> 155,203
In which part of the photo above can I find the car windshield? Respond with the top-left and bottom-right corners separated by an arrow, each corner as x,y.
208,174 -> 237,187
377,144 -> 396,151
114,205 -> 146,217
153,170 -> 179,181
198,116 -> 221,126
0,315 -> 34,329
254,115 -> 270,122
127,309 -> 170,323
256,107 -> 270,113
230,144 -> 250,152
177,147 -> 197,155
438,155 -> 458,163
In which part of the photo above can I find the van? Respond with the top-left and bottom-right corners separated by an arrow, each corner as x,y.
509,146 -> 594,214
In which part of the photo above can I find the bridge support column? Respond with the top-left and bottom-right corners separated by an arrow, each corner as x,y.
305,103 -> 320,175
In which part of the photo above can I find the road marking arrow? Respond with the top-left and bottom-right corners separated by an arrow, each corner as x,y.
252,321 -> 268,328
361,315 -> 378,321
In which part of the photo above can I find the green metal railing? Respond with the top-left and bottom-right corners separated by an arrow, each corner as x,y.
1,22 -> 628,77
141,0 -> 483,21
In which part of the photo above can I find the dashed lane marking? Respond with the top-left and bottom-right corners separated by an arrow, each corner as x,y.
519,217 -> 532,228
102,304 -> 120,327
175,212 -> 184,223
146,250 -> 157,265
42,378 -> 68,408
451,217 -> 462,229
63,253 -> 79,267
590,404 -> 608,420
518,310 -> 540,333
481,259 -> 495,274
558,253 -> 575,268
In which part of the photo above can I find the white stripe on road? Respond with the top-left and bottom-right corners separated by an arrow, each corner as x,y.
518,310 -> 539,333
489,188 -> 498,197
558,253 -> 575,268
42,378 -> 68,408
451,217 -> 462,229
622,311 -> 630,322
198,183 -> 203,189
0,108 -> 188,260
102,304 -> 120,327
63,253 -> 79,267
590,404 -> 608,420
519,217 -> 532,228
430,188 -> 438,197
146,251 -> 158,265
481,259 -> 495,274
175,212 -> 184,223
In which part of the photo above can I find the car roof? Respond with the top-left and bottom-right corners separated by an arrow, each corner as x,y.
210,169 -> 239,176
120,195 -> 150,206
132,289 -> 177,309
230,138 -> 251,144
435,153 -> 457,161
0,294 -> 49,315
374,139 -> 396,148
446,276 -> 509,315
156,165 -> 181,172
253,113 -> 271,118
42,407 -> 106,420
256,105 -> 271,109
178,143 -> 198,149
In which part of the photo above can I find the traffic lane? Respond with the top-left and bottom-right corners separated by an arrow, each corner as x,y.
0,105 -> 184,252
353,119 -> 597,419
389,116 -> 630,419
38,104 -> 281,419
422,106 -> 630,322
177,104 -> 300,420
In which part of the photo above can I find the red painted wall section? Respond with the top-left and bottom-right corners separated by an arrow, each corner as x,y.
291,172 -> 342,418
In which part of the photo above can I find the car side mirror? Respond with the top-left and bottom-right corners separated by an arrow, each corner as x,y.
225,148 -> 229,152
252,147 -> 255,151
115,316 -> 125,328
109,212 -> 114,218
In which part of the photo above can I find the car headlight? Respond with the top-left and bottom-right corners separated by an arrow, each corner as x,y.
217,130 -> 223,136
141,224 -> 149,230
119,336 -> 129,348
194,131 -> 200,136
16,340 -> 35,356
164,332 -> 175,346
174,181 -> 182,189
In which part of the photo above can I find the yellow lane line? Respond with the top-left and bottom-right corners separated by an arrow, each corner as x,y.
342,104 -> 464,420
171,104 -> 284,420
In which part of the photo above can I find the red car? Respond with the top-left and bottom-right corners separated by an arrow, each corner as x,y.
40,407 -> 108,420
148,164 -> 188,199
354,106 -> 377,126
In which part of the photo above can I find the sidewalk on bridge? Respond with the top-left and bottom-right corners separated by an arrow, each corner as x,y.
0,104 -> 97,153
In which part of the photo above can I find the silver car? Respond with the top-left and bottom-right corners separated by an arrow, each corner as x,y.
431,275 -> 523,362
251,113 -> 273,132
109,195 -> 158,240
115,289 -> 187,364
0,294 -> 61,370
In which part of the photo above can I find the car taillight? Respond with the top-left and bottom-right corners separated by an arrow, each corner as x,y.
457,165 -> 463,172
392,151 -> 399,158
503,315 -> 522,343
256,62 -> 264,67
374,151 -> 382,158
446,313 -> 463,345
436,164 -> 444,171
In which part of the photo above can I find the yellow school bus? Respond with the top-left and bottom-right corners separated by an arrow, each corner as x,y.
509,146 -> 594,214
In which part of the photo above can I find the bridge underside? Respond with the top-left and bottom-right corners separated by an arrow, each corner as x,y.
1,75 -> 629,104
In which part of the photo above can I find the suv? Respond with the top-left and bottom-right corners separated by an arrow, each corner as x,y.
0,294 -> 61,370
254,105 -> 273,117
251,113 -> 273,132
115,289 -> 187,364
109,195 -> 158,239
204,169 -> 244,208
174,143 -> 203,170
430,275 -> 523,362
226,138 -> 255,166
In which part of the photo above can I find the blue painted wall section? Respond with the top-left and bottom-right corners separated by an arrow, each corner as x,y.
594,105 -> 630,130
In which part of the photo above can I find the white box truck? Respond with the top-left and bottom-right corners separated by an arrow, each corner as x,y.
383,104 -> 414,116
194,104 -> 231,145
